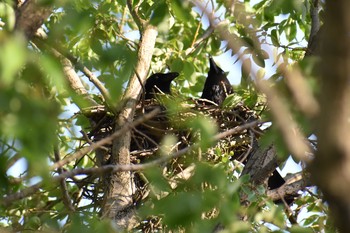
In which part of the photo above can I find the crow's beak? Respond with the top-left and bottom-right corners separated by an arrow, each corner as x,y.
164,72 -> 179,81
209,56 -> 219,73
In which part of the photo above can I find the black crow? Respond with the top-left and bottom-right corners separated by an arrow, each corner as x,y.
201,56 -> 233,105
268,170 -> 297,205
144,72 -> 179,99
268,170 -> 286,190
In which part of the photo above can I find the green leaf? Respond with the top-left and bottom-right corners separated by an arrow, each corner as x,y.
290,225 -> 314,233
150,2 -> 169,26
40,54 -> 66,93
257,68 -> 266,79
286,19 -> 297,41
170,0 -> 192,22
0,36 -> 27,85
240,58 -> 251,88
154,192 -> 202,228
170,57 -> 184,72
0,2 -> 15,30
183,61 -> 196,84
271,29 -> 280,47
252,53 -> 265,67
186,116 -> 217,148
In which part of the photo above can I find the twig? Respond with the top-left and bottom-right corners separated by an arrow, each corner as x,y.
132,127 -> 159,148
54,146 -> 75,211
214,120 -> 261,140
50,108 -> 161,170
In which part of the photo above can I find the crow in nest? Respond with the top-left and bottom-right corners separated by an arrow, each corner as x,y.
144,72 -> 179,99
201,56 -> 233,105
132,72 -> 179,151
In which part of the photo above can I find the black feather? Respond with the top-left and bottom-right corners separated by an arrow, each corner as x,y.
201,56 -> 233,105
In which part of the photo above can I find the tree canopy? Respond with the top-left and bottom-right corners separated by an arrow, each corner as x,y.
1,0 -> 350,232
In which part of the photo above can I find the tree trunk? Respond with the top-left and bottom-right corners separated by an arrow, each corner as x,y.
101,24 -> 158,230
312,0 -> 350,232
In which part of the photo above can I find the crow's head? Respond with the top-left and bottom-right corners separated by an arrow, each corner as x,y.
145,72 -> 179,99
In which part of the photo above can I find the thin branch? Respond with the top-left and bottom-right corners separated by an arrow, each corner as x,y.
126,0 -> 145,30
54,146 -> 75,212
32,37 -> 98,108
185,27 -> 215,56
119,6 -> 128,33
78,65 -> 111,106
33,34 -> 112,109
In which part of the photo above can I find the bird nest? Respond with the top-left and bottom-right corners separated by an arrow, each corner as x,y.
81,96 -> 263,230
133,98 -> 261,160
84,96 -> 262,172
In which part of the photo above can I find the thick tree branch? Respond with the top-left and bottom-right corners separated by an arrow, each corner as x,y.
241,143 -> 279,185
305,0 -> 321,56
100,12 -> 158,226
312,0 -> 350,231
267,172 -> 310,202
15,0 -> 52,39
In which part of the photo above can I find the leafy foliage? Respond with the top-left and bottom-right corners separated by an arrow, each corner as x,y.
0,0 -> 329,232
